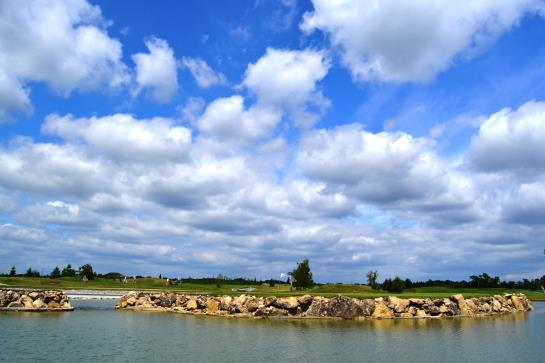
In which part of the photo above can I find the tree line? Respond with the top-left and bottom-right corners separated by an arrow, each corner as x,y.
3,261 -> 544,293
4,264 -> 95,280
368,271 -> 545,292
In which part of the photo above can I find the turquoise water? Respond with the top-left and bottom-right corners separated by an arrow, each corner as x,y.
1,300 -> 544,362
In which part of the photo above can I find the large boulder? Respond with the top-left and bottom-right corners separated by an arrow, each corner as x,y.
220,296 -> 233,310
196,296 -> 208,309
186,299 -> 198,310
207,298 -> 220,313
372,302 -> 394,319
245,297 -> 263,313
232,295 -> 248,313
305,297 -> 329,317
7,301 -> 24,309
32,299 -> 47,309
274,297 -> 299,310
48,301 -> 61,309
387,296 -> 410,313
21,295 -> 34,308
511,295 -> 526,311
297,295 -> 314,311
451,294 -> 469,315
327,296 -> 367,319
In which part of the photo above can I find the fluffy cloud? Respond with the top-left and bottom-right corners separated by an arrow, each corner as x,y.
0,71 -> 31,120
0,139 -> 110,199
298,124 -> 445,203
502,182 -> 545,225
181,57 -> 227,89
132,37 -> 179,102
242,48 -> 330,127
0,0 -> 129,120
197,96 -> 281,144
301,0 -> 545,82
43,113 -> 192,163
468,100 -> 545,175
0,107 -> 533,280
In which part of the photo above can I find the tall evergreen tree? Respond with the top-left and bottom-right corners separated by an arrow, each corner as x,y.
9,265 -> 16,276
50,266 -> 61,279
62,264 -> 76,277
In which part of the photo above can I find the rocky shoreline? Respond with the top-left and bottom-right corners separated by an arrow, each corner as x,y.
0,289 -> 73,311
116,292 -> 532,319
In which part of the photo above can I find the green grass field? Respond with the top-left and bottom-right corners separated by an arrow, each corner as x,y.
1,276 -> 544,301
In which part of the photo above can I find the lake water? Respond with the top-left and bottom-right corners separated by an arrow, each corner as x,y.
1,300 -> 544,362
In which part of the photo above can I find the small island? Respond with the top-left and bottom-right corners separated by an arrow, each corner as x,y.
0,289 -> 73,311
116,292 -> 532,320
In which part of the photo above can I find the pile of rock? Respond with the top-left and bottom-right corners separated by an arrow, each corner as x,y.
116,292 -> 532,319
0,289 -> 72,311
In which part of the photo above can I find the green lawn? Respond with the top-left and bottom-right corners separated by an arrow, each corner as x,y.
1,277 -> 544,301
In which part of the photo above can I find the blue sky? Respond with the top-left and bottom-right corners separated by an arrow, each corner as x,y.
1,0 -> 545,282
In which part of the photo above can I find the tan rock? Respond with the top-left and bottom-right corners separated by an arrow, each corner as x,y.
207,299 -> 220,313
388,296 -> 410,313
186,299 -> 198,310
126,296 -> 137,306
492,299 -> 502,312
372,302 -> 394,319
415,309 -> 428,318
48,301 -> 61,309
305,297 -> 329,317
29,292 -> 39,299
32,299 -> 47,309
451,294 -> 469,315
220,296 -> 233,310
511,295 -> 525,311
465,299 -> 478,315
21,295 -> 33,308
275,297 -> 299,310
400,312 -> 413,318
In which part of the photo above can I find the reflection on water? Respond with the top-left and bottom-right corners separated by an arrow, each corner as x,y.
0,300 -> 543,363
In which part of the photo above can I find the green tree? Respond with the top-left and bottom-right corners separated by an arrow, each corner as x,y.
288,259 -> 314,290
62,264 -> 76,277
9,265 -> 16,276
25,267 -> 40,277
50,266 -> 61,279
78,263 -> 95,280
366,270 -> 378,289
382,276 -> 405,293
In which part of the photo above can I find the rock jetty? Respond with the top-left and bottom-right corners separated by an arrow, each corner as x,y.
116,292 -> 532,319
0,289 -> 73,311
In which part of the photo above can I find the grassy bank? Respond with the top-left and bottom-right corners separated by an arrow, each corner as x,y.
1,276 -> 544,301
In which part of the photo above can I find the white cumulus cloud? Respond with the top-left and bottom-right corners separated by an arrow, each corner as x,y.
469,100 -> 545,175
242,48 -> 330,127
301,0 -> 545,82
0,0 -> 129,120
132,37 -> 179,102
